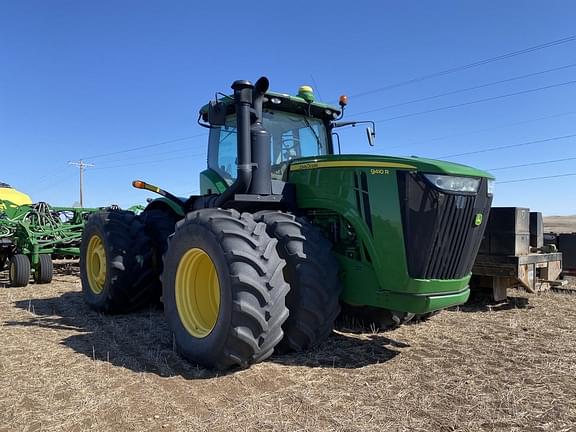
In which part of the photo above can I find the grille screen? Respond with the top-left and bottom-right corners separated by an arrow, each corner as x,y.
398,172 -> 492,280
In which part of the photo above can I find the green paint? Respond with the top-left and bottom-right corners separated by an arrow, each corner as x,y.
475,213 -> 483,226
145,197 -> 185,217
0,200 -> 98,276
200,169 -> 229,194
286,155 -> 488,313
291,154 -> 494,179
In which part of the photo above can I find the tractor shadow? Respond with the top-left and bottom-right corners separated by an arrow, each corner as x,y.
6,291 -> 404,379
459,289 -> 533,313
0,271 -> 9,288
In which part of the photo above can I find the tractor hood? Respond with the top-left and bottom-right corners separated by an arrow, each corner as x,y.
289,154 -> 494,179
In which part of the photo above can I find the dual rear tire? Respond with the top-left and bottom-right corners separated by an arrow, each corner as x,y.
80,211 -> 156,313
254,211 -> 342,352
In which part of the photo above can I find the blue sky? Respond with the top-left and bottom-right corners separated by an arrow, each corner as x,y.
1,1 -> 575,215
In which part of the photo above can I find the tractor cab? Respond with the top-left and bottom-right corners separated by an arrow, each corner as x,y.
200,86 -> 342,193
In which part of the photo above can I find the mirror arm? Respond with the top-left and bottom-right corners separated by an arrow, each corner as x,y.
332,120 -> 375,130
332,132 -> 342,154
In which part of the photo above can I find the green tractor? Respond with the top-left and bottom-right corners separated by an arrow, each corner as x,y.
79,77 -> 494,370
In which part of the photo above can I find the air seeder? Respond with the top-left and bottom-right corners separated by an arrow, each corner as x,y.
0,197 -> 97,287
80,77 -> 494,369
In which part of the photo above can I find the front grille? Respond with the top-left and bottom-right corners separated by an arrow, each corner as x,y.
398,172 -> 492,280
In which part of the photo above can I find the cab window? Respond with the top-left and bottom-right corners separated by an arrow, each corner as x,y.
208,110 -> 329,182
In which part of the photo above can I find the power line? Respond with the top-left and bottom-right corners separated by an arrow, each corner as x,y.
373,79 -> 576,124
93,154 -> 204,170
386,110 -> 576,150
35,172 -> 78,193
93,145 -> 207,166
349,63 -> 576,117
348,34 -> 576,99
440,134 -> 576,158
498,172 -> 576,184
487,156 -> 576,171
81,133 -> 207,161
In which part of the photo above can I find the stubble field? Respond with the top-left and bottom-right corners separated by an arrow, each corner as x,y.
1,267 -> 575,431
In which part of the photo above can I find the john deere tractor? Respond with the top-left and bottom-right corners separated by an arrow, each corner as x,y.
80,77 -> 493,370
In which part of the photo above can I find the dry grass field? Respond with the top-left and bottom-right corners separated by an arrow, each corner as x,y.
544,215 -> 576,233
1,267 -> 576,432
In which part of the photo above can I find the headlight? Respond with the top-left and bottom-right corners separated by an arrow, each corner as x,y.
423,174 -> 480,193
487,179 -> 495,196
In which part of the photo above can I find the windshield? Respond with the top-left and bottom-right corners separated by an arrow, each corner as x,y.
209,109 -> 329,181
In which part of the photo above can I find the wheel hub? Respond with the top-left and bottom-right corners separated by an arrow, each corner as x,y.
86,234 -> 107,294
175,248 -> 220,338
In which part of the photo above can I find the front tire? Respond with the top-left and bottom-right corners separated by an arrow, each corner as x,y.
162,208 -> 289,370
254,211 -> 342,352
80,211 -> 156,313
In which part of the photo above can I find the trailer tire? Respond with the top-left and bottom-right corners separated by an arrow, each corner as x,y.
80,210 -> 156,313
9,254 -> 31,287
162,208 -> 289,370
254,211 -> 342,352
34,254 -> 53,284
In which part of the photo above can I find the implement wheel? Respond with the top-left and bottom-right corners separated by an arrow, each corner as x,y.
34,254 -> 53,284
9,254 -> 31,287
162,208 -> 289,370
255,211 -> 342,352
80,210 -> 156,313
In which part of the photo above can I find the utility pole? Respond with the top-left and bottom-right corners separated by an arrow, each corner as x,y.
68,159 -> 95,207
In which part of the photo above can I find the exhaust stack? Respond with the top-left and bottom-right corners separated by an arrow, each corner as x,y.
215,77 -> 272,206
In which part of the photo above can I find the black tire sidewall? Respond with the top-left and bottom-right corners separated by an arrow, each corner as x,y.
162,221 -> 233,364
80,217 -> 113,309
35,254 -> 53,284
9,254 -> 31,287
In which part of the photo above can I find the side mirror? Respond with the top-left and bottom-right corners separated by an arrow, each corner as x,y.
366,127 -> 375,146
208,100 -> 226,126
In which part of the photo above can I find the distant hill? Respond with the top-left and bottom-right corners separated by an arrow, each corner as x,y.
543,215 -> 576,233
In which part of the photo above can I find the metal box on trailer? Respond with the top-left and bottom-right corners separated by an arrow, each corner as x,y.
529,212 -> 543,248
480,207 -> 530,256
558,233 -> 576,274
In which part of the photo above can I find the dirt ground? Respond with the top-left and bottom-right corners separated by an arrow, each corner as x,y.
1,268 -> 575,432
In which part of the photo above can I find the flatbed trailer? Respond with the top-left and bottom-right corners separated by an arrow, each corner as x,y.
471,252 -> 563,301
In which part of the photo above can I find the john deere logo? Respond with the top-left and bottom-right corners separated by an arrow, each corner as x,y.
474,213 -> 483,226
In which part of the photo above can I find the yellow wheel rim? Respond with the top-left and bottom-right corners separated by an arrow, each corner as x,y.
86,234 -> 107,294
175,248 -> 220,338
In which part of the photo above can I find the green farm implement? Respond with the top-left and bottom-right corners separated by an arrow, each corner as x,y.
80,76 -> 494,370
0,200 -> 97,286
